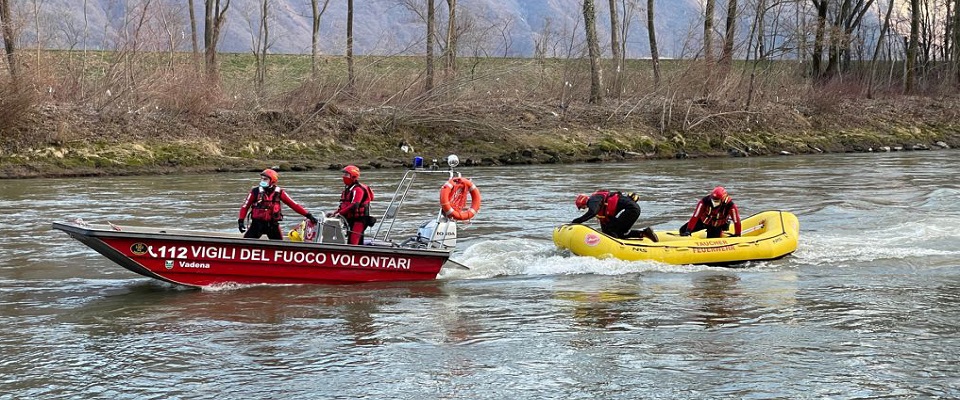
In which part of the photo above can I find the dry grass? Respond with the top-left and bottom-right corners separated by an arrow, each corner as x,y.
0,80 -> 36,135
2,49 -> 957,143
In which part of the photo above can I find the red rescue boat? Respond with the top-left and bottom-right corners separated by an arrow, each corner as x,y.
52,155 -> 479,288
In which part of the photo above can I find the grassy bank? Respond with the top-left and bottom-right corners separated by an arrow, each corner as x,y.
1,52 -> 958,178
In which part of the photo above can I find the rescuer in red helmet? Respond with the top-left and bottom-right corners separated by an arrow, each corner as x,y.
679,186 -> 741,238
328,165 -> 376,245
238,169 -> 318,240
572,190 -> 658,241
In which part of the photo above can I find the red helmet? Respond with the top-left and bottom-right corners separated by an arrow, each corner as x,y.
260,169 -> 279,185
342,165 -> 360,178
710,186 -> 730,205
575,194 -> 589,209
342,165 -> 360,184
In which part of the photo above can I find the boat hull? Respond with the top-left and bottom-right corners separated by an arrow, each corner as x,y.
553,210 -> 800,266
53,221 -> 451,288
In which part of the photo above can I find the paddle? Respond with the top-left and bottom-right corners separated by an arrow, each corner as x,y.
661,221 -> 765,238
738,221 -> 765,236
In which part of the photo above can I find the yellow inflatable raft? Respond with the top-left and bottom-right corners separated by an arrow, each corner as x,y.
553,210 -> 799,266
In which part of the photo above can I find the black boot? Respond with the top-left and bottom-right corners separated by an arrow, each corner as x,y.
642,227 -> 659,242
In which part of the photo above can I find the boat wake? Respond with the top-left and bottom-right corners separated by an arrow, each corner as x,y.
442,239 -> 726,280
793,218 -> 960,267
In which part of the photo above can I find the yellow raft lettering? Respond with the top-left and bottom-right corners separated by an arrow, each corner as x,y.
692,245 -> 735,254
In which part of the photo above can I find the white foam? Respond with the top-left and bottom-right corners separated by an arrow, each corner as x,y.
441,239 -> 723,280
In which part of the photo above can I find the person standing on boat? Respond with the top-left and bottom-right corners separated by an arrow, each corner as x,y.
571,190 -> 658,241
679,186 -> 742,238
238,169 -> 319,240
329,165 -> 375,245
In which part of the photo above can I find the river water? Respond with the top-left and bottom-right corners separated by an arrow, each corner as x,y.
1,151 -> 959,398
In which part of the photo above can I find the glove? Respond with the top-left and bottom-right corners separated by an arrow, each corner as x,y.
238,218 -> 246,233
680,231 -> 691,237
729,233 -> 740,237
306,213 -> 319,224
326,212 -> 337,218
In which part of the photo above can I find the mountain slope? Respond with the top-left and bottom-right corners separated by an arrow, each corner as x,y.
31,0 -> 703,57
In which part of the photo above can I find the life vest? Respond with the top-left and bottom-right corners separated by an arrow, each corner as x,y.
698,195 -> 734,227
591,190 -> 621,223
250,187 -> 284,222
340,182 -> 374,219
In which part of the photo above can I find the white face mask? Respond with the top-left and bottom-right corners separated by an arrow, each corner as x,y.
259,179 -> 270,188
710,198 -> 721,207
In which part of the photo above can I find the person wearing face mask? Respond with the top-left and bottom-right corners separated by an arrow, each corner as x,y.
679,186 -> 741,238
328,165 -> 375,245
238,169 -> 318,240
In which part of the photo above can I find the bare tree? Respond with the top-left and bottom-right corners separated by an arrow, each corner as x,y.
425,0 -> 435,91
444,0 -> 457,76
346,0 -> 354,88
157,0 -> 186,68
608,0 -> 622,94
954,0 -> 960,83
0,0 -> 17,79
744,0 -> 766,109
647,0 -> 660,86
188,0 -> 198,57
720,0 -> 738,67
808,0 -> 875,79
32,0 -> 42,76
704,0 -> 715,61
583,0 -> 603,104
311,0 -> 331,77
253,0 -> 269,96
811,0 -> 827,78
204,0 -> 231,83
906,0 -> 920,92
868,0 -> 895,97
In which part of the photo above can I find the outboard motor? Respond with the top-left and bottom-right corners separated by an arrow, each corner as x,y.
416,219 -> 457,249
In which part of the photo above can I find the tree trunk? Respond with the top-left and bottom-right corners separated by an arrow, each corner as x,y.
346,0 -> 354,88
311,0 -> 330,77
906,0 -> 920,93
720,0 -> 738,67
608,0 -> 621,94
255,0 -> 269,96
868,0 -> 895,97
954,0 -> 960,83
811,0 -> 827,79
188,0 -> 198,58
425,0 -> 435,92
583,0 -> 603,104
703,0 -> 715,61
444,0 -> 457,76
647,0 -> 660,86
745,0 -> 766,110
204,0 -> 231,84
0,0 -> 17,79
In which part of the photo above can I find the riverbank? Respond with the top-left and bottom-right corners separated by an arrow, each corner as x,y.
1,95 -> 958,179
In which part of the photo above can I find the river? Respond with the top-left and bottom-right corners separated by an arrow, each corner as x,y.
1,151 -> 959,398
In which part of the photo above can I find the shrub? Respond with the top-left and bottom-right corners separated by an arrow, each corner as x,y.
0,80 -> 36,136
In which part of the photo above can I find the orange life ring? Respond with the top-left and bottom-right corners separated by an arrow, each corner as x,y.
439,177 -> 481,221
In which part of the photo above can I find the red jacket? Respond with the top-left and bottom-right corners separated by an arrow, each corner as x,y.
336,182 -> 373,219
685,196 -> 741,235
238,186 -> 310,222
